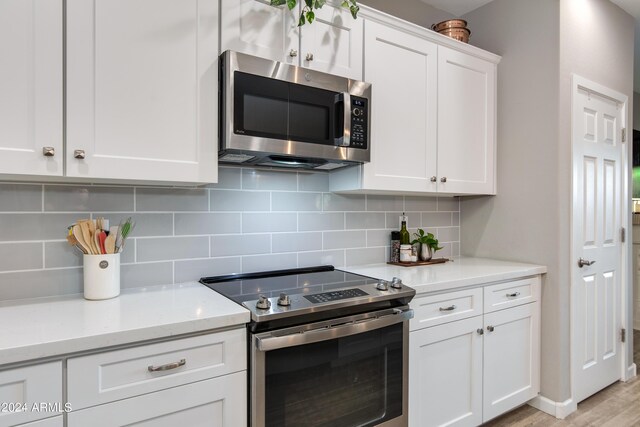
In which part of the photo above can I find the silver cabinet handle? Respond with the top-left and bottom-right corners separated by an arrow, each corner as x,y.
506,292 -> 520,298
487,325 -> 495,332
440,177 -> 447,183
430,176 -> 437,182
74,149 -> 85,159
289,49 -> 298,57
477,328 -> 484,335
439,305 -> 456,312
578,258 -> 595,268
42,147 -> 55,157
306,53 -> 314,61
148,358 -> 186,372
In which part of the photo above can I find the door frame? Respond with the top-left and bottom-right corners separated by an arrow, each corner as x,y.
570,74 -> 634,408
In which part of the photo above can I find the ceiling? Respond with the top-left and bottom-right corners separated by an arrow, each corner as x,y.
421,0 -> 639,92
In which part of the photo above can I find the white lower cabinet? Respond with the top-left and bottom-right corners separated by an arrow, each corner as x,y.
409,277 -> 541,427
409,316 -> 483,427
67,371 -> 246,427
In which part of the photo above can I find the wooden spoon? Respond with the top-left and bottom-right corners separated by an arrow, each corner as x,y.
105,233 -> 116,254
79,221 -> 96,255
67,234 -> 88,254
72,224 -> 91,254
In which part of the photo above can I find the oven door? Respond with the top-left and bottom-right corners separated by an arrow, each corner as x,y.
251,307 -> 412,427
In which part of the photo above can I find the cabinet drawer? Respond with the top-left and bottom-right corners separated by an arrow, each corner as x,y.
0,362 -> 62,427
16,416 -> 63,427
68,371 -> 246,427
410,288 -> 483,331
483,277 -> 540,313
68,328 -> 246,410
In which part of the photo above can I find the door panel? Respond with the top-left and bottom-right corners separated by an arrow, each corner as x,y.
572,78 -> 624,403
362,21 -> 437,192
0,0 -> 62,177
66,0 -> 218,183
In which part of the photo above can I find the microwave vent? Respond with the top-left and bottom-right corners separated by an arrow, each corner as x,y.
220,153 -> 255,163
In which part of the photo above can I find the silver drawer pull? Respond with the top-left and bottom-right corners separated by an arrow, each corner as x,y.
439,305 -> 456,312
506,292 -> 520,298
148,358 -> 186,372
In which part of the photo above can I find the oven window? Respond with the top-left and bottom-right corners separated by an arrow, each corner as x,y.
264,323 -> 403,427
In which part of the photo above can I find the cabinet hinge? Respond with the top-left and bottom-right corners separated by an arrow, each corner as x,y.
621,328 -> 626,343
622,128 -> 627,143
621,227 -> 626,243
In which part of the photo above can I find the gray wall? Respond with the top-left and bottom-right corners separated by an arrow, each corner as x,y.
360,0 -> 455,28
0,168 -> 460,301
462,0 -> 634,404
634,92 -> 640,130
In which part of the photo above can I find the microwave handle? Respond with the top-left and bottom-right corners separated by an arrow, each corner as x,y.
335,92 -> 351,147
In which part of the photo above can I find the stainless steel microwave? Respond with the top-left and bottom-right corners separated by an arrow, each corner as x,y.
219,51 -> 371,170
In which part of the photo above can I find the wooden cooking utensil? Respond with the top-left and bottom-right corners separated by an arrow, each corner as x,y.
105,233 -> 116,254
67,234 -> 88,254
98,231 -> 107,255
73,224 -> 91,254
79,221 -> 96,255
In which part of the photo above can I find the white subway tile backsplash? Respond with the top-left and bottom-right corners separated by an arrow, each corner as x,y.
0,170 -> 461,301
137,236 -> 209,262
175,212 -> 240,235
136,188 -> 209,212
211,234 -> 271,257
242,213 -> 297,233
0,242 -> 42,271
272,232 -> 322,253
346,212 -> 385,230
271,192 -> 322,211
210,190 -> 270,212
299,213 -> 344,231
242,169 -> 297,191
323,231 -> 366,250
0,184 -> 42,212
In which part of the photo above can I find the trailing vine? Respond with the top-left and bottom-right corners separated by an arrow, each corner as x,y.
270,0 -> 359,26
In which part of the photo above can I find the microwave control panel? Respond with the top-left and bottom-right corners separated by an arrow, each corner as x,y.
350,97 -> 368,149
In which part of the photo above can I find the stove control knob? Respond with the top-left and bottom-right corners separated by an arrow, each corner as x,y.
256,295 -> 271,310
376,280 -> 389,291
277,293 -> 291,307
391,277 -> 403,289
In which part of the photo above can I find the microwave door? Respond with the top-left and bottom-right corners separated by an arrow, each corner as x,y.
287,83 -> 337,146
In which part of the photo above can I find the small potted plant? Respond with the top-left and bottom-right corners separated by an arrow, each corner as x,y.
411,228 -> 443,261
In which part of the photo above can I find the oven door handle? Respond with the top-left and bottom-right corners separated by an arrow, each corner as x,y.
334,92 -> 351,147
255,308 -> 413,352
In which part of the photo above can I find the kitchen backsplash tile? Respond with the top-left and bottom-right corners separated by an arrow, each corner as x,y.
0,242 -> 42,272
0,183 -> 42,211
0,167 -> 461,301
44,185 -> 134,212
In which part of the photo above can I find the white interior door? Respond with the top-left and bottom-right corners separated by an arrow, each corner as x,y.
572,76 -> 625,403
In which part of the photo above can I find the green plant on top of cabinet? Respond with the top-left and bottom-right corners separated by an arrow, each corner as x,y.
270,0 -> 360,26
221,0 -> 363,80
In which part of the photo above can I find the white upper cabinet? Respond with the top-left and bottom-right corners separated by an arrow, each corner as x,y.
220,0 -> 363,80
66,0 -> 218,184
359,20 -> 438,193
299,1 -> 363,80
438,46 -> 496,195
220,0 -> 299,65
0,0 -> 63,177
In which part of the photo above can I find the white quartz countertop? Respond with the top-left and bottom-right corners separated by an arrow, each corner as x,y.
345,257 -> 547,295
0,282 -> 249,367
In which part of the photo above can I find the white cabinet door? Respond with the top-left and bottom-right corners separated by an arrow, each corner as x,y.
299,1 -> 363,80
68,371 -> 246,427
66,0 -> 218,184
409,316 -> 483,427
437,46 -> 496,195
361,21 -> 438,193
220,0 -> 299,64
483,302 -> 540,422
0,0 -> 62,177
16,417 -> 63,427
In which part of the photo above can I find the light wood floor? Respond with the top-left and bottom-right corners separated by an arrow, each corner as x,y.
483,330 -> 640,426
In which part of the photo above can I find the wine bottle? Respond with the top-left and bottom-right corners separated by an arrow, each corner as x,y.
399,213 -> 410,245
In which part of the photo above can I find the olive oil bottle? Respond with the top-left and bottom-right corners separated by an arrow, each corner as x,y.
399,213 -> 410,245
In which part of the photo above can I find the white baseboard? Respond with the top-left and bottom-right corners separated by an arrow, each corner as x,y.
528,395 -> 577,419
625,363 -> 637,381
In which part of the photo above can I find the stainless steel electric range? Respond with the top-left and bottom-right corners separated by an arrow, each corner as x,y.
200,265 -> 415,427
